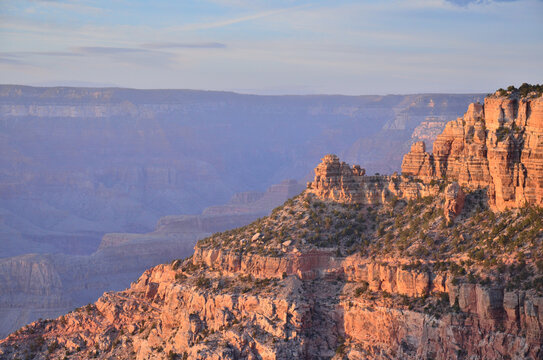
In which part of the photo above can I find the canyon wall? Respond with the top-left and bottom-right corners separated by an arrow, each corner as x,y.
0,86 -> 480,258
402,96 -> 543,210
0,86 -> 480,337
1,135 -> 542,358
2,247 -> 540,359
0,180 -> 303,338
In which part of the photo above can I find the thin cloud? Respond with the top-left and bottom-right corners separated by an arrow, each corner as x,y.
74,47 -> 151,55
0,57 -> 24,65
69,46 -> 176,68
29,51 -> 81,57
142,42 -> 227,49
173,5 -> 310,31
445,0 -> 521,5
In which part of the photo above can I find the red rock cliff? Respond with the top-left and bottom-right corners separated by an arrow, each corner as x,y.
402,95 -> 543,210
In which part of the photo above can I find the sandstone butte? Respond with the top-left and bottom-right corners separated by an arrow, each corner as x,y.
1,90 -> 543,360
401,94 -> 543,211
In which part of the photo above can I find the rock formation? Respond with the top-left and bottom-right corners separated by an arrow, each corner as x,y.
1,185 -> 542,359
1,89 -> 542,360
307,154 -> 439,204
0,180 -> 305,339
400,142 -> 435,182
443,182 -> 465,221
402,94 -> 543,210
0,85 -> 480,339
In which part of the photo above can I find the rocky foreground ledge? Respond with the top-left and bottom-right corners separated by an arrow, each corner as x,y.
1,91 -> 543,360
1,179 -> 542,359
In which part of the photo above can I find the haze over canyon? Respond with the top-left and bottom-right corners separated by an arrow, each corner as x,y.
0,86 -> 542,359
0,85 -> 483,338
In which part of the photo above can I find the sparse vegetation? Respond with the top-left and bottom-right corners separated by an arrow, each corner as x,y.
495,83 -> 543,98
195,186 -> 542,294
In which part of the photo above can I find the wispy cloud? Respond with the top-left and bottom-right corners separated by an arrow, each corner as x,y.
0,57 -> 24,65
142,42 -> 226,49
25,0 -> 106,15
445,0 -> 523,5
172,5 -> 310,31
29,51 -> 81,57
68,46 -> 176,68
74,46 -> 151,55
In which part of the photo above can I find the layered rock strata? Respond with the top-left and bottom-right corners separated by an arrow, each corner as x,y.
307,154 -> 439,204
1,162 -> 542,359
0,180 -> 304,338
1,92 -> 542,360
1,250 -> 541,359
402,95 -> 543,210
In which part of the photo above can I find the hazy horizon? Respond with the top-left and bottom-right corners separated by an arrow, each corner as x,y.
1,0 -> 542,95
1,82 -> 489,97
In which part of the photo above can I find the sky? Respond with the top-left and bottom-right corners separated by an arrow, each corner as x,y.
0,0 -> 542,95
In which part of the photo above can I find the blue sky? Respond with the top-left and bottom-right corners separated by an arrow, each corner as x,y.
0,0 -> 542,94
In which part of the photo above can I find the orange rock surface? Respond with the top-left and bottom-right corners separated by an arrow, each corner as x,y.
402,95 -> 543,210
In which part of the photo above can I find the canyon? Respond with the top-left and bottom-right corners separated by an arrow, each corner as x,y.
0,85 -> 481,337
0,179 -> 304,339
0,86 -> 481,258
1,90 -> 542,359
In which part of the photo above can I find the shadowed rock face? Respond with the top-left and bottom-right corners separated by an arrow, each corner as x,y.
402,95 -> 543,210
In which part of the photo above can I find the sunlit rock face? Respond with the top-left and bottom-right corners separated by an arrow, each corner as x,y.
1,147 -> 543,359
307,154 -> 439,205
401,142 -> 435,182
0,178 -> 304,339
402,95 -> 543,210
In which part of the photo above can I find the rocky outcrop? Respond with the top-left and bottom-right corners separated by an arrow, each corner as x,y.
342,286 -> 543,359
443,182 -> 465,221
193,247 -> 434,297
1,146 -> 543,359
2,251 -> 542,360
402,95 -> 543,210
400,141 -> 435,182
0,86 -> 481,342
307,154 -> 439,204
0,180 -> 303,339
1,88 -> 541,359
